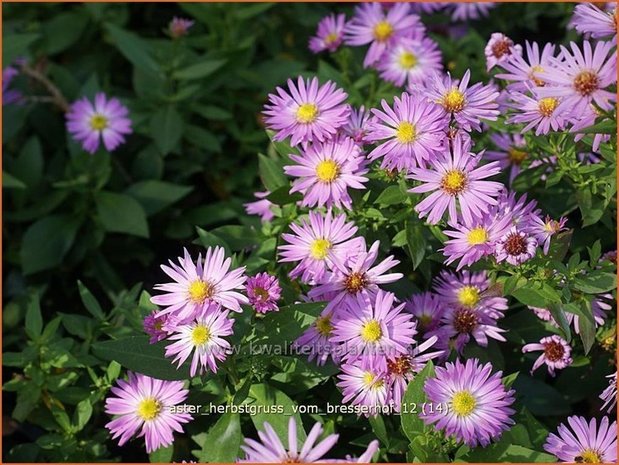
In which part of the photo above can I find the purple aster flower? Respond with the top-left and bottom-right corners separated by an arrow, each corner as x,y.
337,356 -> 391,415
246,272 -> 281,314
424,69 -> 500,132
570,104 -> 611,152
571,3 -> 617,40
404,292 -> 444,333
105,372 -> 192,453
239,418 -> 339,463
421,358 -> 515,447
66,92 -> 132,154
507,89 -> 568,135
531,294 -> 611,336
496,41 -> 557,91
494,189 -> 541,227
244,191 -> 275,223
544,416 -> 617,463
601,249 -> 617,265
378,37 -> 443,88
408,135 -> 503,225
448,3 -> 495,21
263,76 -> 350,146
495,226 -> 538,265
366,92 -> 449,172
442,213 -> 513,270
309,13 -> 347,53
484,33 -> 522,71
169,17 -> 194,38
344,3 -> 424,68
3,66 -> 23,105
409,3 -> 445,14
600,371 -> 617,414
344,440 -> 380,463
536,40 -> 617,113
165,309 -> 234,376
522,335 -> 573,376
308,239 -> 403,312
485,133 -> 529,184
151,247 -> 248,322
293,307 -> 341,366
526,214 -> 568,255
143,311 -> 170,344
278,211 -> 362,284
284,137 -> 368,210
331,290 -> 416,362
341,105 -> 373,145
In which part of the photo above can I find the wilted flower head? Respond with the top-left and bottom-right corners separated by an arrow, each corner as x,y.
143,311 -> 169,344
522,335 -> 573,376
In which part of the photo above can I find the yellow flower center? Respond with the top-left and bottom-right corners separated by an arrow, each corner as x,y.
573,70 -> 599,96
191,324 -> 211,346
362,371 -> 385,390
396,121 -> 417,144
309,238 -> 331,260
529,65 -> 546,87
90,114 -> 108,131
136,398 -> 162,421
579,449 -> 602,463
373,21 -> 393,41
399,51 -> 418,69
296,103 -> 319,123
441,88 -> 466,113
315,315 -> 333,337
451,390 -> 477,417
507,148 -> 528,165
467,227 -> 489,246
440,170 -> 467,195
324,32 -> 339,45
538,97 -> 558,117
315,159 -> 340,182
457,286 -> 480,308
360,320 -> 382,343
188,280 -> 214,303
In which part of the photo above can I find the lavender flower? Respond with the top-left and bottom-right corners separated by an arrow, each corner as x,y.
522,335 -> 573,376
246,272 -> 281,313
309,14 -> 347,53
544,416 -> 617,463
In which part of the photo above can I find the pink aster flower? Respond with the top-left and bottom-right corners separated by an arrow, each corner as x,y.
526,214 -> 568,254
442,214 -> 513,270
378,37 -> 443,88
239,418 -> 339,463
278,211 -> 362,284
104,372 -> 192,453
344,3 -> 424,68
571,3 -> 617,40
66,92 -> 132,154
284,137 -> 368,209
165,309 -> 234,377
600,371 -> 617,414
308,239 -> 403,312
495,41 -> 557,91
344,440 -> 380,463
448,3 -> 495,21
424,69 -> 500,132
421,358 -> 515,448
408,135 -> 503,225
484,33 -> 522,71
263,76 -> 349,146
151,247 -> 248,322
337,356 -> 391,415
522,335 -> 572,376
570,104 -> 611,152
341,105 -> 374,146
507,89 -> 568,135
246,272 -> 281,313
309,13 -> 347,53
404,292 -> 444,333
544,416 -> 617,463
143,311 -> 170,344
536,40 -> 617,113
366,92 -> 449,172
293,307 -> 341,366
169,17 -> 194,38
495,226 -> 538,265
494,189 -> 541,227
331,290 -> 416,362
485,133 -> 529,184
244,191 -> 275,223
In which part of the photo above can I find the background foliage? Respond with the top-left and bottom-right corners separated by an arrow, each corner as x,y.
2,2 -> 616,463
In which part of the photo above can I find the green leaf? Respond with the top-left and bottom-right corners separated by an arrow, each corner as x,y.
511,284 -> 561,308
73,399 -> 93,431
4,33 -> 39,64
42,12 -> 88,54
150,106 -> 184,155
247,384 -> 306,443
95,191 -> 149,238
126,181 -> 193,216
260,302 -> 326,347
573,271 -> 616,294
25,294 -> 43,340
374,185 -> 408,206
77,280 -> 105,320
513,375 -> 570,416
574,119 -> 616,135
405,220 -> 426,270
173,58 -> 227,80
13,137 -> 43,188
20,214 -> 81,274
266,185 -> 302,206
92,336 -> 191,380
194,413 -> 241,462
258,153 -> 288,192
401,361 -> 435,441
105,23 -> 160,74
368,415 -> 389,447
3,171 -> 26,189
211,225 -> 259,251
149,444 -> 173,462
547,303 -> 572,342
